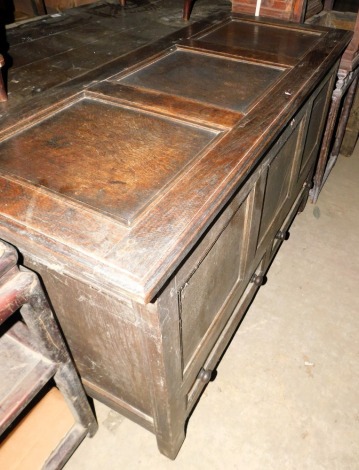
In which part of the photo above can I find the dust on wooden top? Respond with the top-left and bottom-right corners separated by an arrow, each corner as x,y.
0,99 -> 218,226
0,14 -> 352,303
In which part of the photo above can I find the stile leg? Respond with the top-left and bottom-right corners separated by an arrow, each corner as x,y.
156,427 -> 186,460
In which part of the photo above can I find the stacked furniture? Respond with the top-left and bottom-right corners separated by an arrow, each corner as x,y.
0,240 -> 97,468
0,13 -> 351,459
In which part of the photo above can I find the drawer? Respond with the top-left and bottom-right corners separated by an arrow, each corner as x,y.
255,106 -> 309,259
173,183 -> 259,389
178,196 -> 249,374
185,256 -> 267,414
296,76 -> 335,186
269,184 -> 308,260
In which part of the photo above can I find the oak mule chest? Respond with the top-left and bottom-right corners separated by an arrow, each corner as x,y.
0,14 -> 351,459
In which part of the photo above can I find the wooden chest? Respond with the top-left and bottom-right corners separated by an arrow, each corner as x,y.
0,14 -> 351,459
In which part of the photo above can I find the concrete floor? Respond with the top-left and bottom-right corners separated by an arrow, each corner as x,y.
64,146 -> 359,468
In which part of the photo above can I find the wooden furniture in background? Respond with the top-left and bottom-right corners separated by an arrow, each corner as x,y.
183,0 -> 194,20
229,0 -> 357,22
0,14 -> 351,459
12,0 -> 47,19
230,0 -> 358,202
232,0 -> 312,22
0,55 -> 6,102
341,84 -> 359,155
308,8 -> 358,201
0,240 -> 97,468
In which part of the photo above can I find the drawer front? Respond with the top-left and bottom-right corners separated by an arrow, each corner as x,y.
256,71 -> 335,260
298,78 -> 334,182
174,182 -> 260,384
269,183 -> 308,261
257,121 -> 303,247
185,256 -> 267,413
254,107 -> 309,262
179,201 -> 245,369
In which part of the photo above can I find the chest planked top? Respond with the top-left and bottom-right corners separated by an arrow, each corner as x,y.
0,14 -> 352,302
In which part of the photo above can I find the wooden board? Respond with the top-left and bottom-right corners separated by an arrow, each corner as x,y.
196,20 -> 321,61
0,16 -> 350,302
0,388 -> 75,470
0,98 -> 217,225
119,49 -> 283,112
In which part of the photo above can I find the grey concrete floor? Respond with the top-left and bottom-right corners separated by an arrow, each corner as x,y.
64,143 -> 359,468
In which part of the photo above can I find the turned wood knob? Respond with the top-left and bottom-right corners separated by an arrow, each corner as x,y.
251,273 -> 265,286
275,230 -> 289,241
303,180 -> 314,189
198,368 -> 212,384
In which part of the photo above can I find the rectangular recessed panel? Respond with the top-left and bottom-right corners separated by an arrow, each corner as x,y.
199,21 -> 320,60
300,80 -> 331,176
258,125 -> 300,244
179,200 -> 246,369
0,99 -> 217,225
119,50 -> 282,112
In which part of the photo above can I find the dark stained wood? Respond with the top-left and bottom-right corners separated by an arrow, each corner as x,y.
0,99 -> 217,225
191,19 -> 322,61
2,9 -> 230,112
183,0 -> 194,20
119,48 -> 283,112
0,14 -> 351,459
87,83 -> 243,129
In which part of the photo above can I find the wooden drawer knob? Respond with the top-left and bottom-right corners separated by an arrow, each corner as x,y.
250,273 -> 265,286
275,230 -> 289,241
197,368 -> 213,384
303,180 -> 314,189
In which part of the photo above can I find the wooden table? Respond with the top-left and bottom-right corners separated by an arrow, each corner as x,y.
0,13 -> 351,459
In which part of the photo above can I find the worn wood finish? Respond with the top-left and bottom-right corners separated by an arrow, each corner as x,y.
0,14 -> 351,459
187,19 -> 322,61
